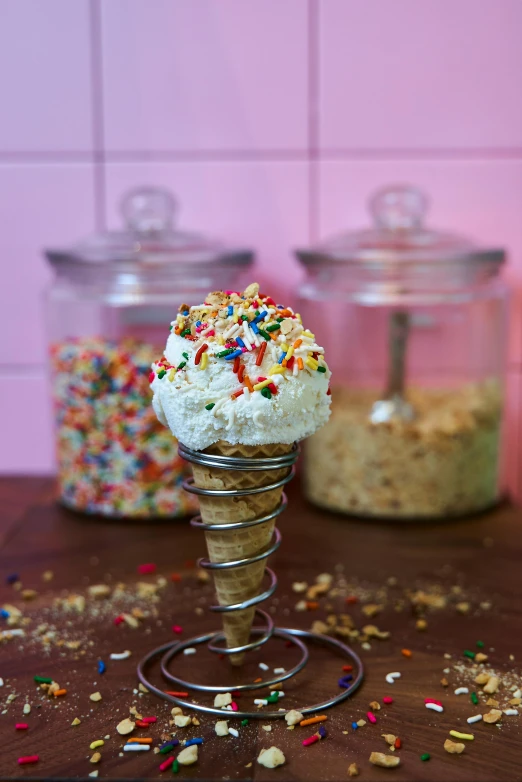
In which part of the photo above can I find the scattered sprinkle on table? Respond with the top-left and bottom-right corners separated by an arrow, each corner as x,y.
124,744 -> 150,752
228,727 -> 239,738
90,740 -> 104,750
183,648 -> 196,656
97,660 -> 106,675
15,723 -> 28,730
504,709 -> 519,716
382,696 -> 393,704
300,715 -> 327,727
454,687 -> 469,695
450,730 -> 474,741
467,714 -> 482,724
471,691 -> 479,705
110,650 -> 131,660
303,734 -> 320,747
420,753 -> 431,761
18,756 -> 39,765
34,675 -> 52,684
385,672 -> 401,684
159,757 -> 174,772
259,662 -> 269,671
137,563 -> 156,575
172,625 -> 183,634
367,711 -> 377,724
426,703 -> 443,713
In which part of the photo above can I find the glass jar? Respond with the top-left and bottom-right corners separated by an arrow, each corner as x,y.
296,185 -> 508,520
44,186 -> 253,518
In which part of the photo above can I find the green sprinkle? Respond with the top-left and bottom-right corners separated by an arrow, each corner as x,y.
258,329 -> 271,341
182,352 -> 189,360
260,387 -> 272,399
157,369 -> 167,379
317,365 -> 327,373
276,317 -> 284,322
172,759 -> 179,774
177,361 -> 186,370
34,675 -> 53,684
463,650 -> 476,660
266,692 -> 279,703
205,403 -> 215,411
241,719 -> 249,727
265,323 -> 281,332
180,328 -> 191,337
420,753 -> 431,762
254,310 -> 260,315
216,348 -> 234,358
241,315 -> 249,321
471,691 -> 478,705
476,640 -> 484,648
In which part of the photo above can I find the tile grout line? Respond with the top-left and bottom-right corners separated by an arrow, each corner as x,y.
307,0 -> 320,244
89,0 -> 107,230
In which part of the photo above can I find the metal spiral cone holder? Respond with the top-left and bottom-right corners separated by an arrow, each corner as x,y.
137,443 -> 364,719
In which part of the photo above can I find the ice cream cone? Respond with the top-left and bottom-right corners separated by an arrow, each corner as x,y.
191,441 -> 293,665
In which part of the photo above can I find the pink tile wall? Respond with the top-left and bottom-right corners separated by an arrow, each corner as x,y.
1,0 -> 521,497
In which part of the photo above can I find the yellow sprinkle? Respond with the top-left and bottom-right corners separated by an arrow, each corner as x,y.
168,368 -> 175,381
233,313 -> 239,323
449,730 -> 474,741
269,365 -> 286,376
285,346 -> 294,360
305,357 -> 319,370
296,313 -> 302,323
200,352 -> 208,370
302,329 -> 314,338
217,335 -> 225,345
176,314 -> 184,325
90,740 -> 104,750
253,379 -> 272,391
281,343 -> 289,352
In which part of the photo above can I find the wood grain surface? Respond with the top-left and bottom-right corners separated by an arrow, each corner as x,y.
0,477 -> 521,782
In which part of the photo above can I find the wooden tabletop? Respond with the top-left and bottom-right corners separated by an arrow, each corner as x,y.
0,477 -> 521,782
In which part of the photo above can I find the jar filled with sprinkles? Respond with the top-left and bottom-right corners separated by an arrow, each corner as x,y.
296,185 -> 508,520
44,186 -> 253,518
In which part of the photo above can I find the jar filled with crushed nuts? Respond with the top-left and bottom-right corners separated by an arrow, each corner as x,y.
296,185 -> 508,519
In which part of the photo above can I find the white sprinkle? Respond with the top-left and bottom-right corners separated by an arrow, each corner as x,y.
1,629 -> 24,637
503,709 -> 519,716
385,672 -> 401,684
124,744 -> 150,752
0,678 -> 3,687
224,705 -> 233,711
277,691 -> 285,698
254,699 -> 268,706
228,727 -> 239,737
110,650 -> 131,660
443,668 -> 451,674
426,703 -> 443,713
259,662 -> 269,671
513,689 -> 522,699
467,714 -> 483,724
183,648 -> 197,656
454,687 -> 469,695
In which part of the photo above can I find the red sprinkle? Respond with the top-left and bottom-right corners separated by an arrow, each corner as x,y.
342,665 -> 353,672
141,716 -> 157,724
15,723 -> 29,730
138,563 -> 156,575
286,356 -> 295,370
233,356 -> 240,374
148,371 -> 155,383
231,389 -> 244,399
424,698 -> 442,706
238,364 -> 245,383
382,697 -> 394,704
302,735 -> 320,747
170,573 -> 182,582
159,757 -> 174,772
165,691 -> 189,697
256,342 -> 267,367
268,382 -> 278,394
345,596 -> 358,604
113,615 -> 124,626
231,702 -> 238,712
194,343 -> 209,365
367,711 -> 377,724
172,625 -> 183,634
18,756 -> 39,765
394,737 -> 402,749
135,720 -> 148,727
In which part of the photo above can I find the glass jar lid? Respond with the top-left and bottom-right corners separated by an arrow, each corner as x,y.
46,186 -> 253,275
296,184 -> 505,269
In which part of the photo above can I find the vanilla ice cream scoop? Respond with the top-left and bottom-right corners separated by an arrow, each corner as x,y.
150,283 -> 331,450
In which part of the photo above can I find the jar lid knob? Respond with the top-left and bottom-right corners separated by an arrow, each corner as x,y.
120,186 -> 177,234
369,185 -> 428,231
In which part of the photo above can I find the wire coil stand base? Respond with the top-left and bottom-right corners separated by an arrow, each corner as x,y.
137,443 -> 364,719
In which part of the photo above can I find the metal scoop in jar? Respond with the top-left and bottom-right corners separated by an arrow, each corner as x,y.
370,310 -> 415,423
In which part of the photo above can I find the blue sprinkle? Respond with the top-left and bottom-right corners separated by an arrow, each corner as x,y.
318,724 -> 327,738
0,609 -> 10,619
278,352 -> 287,364
250,322 -> 260,334
235,337 -> 245,348
160,739 -> 179,751
338,674 -> 353,688
6,574 -> 19,584
182,310 -> 189,315
185,738 -> 204,746
98,660 -> 106,675
224,349 -> 243,360
195,320 -> 201,327
352,722 -> 358,730
227,305 -> 233,316
252,311 -> 268,324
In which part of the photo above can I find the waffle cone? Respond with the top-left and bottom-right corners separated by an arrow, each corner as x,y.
191,441 -> 292,665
